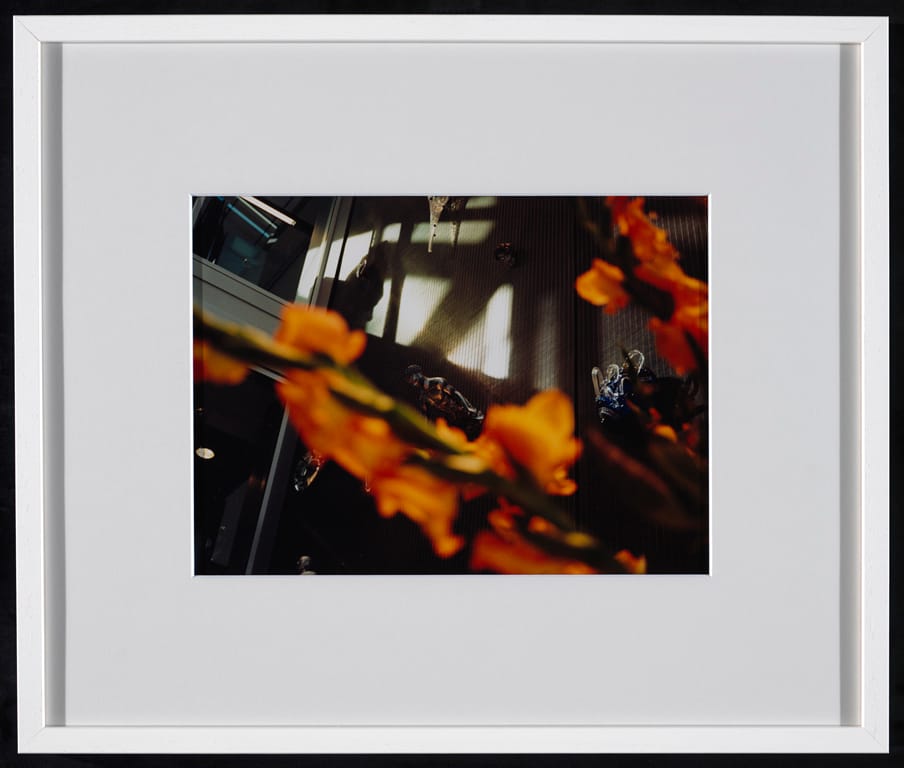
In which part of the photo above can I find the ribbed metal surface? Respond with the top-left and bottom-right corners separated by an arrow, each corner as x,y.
281,195 -> 709,573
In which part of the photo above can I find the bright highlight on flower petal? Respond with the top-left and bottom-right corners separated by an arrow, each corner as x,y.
275,304 -> 366,365
474,501 -> 614,573
575,259 -> 630,313
614,549 -> 648,574
635,260 -> 707,310
652,424 -> 679,442
478,390 -> 581,495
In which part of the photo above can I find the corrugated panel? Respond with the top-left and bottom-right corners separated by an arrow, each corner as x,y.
286,195 -> 709,573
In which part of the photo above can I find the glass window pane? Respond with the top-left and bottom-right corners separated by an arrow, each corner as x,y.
193,196 -> 331,303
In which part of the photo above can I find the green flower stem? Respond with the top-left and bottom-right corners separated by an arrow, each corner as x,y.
196,307 -> 466,455
329,387 -> 466,455
194,308 -> 320,372
517,525 -> 628,574
409,455 -> 626,572
408,454 -> 573,533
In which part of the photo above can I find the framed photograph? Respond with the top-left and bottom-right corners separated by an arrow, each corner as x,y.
192,193 -> 709,577
13,14 -> 888,753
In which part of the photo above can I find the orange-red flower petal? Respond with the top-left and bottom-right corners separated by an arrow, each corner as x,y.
478,390 -> 581,495
275,304 -> 366,365
614,549 -> 648,574
277,371 -> 409,480
575,259 -> 630,314
649,317 -> 701,375
470,530 -> 597,574
634,260 -> 707,311
606,196 -> 679,269
193,340 -> 249,384
370,464 -> 464,557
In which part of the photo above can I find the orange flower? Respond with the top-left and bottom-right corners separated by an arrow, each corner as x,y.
470,530 -> 597,574
655,312 -> 706,373
274,304 -> 366,365
634,254 -> 708,374
649,319 -> 694,375
605,198 -> 707,332
652,424 -> 678,442
369,463 -> 464,557
477,390 -> 581,495
575,259 -> 630,313
463,432 -> 511,495
428,420 -> 496,501
281,371 -> 465,557
277,370 -> 409,480
433,419 -> 472,452
546,466 -> 578,496
614,549 -> 648,574
486,497 -> 522,530
634,260 -> 707,312
649,300 -> 708,375
675,301 -> 708,353
606,196 -> 678,269
272,307 -> 465,557
524,512 -> 595,549
576,198 -> 710,375
473,502 -> 602,573
271,304 -> 412,477
193,340 -> 248,384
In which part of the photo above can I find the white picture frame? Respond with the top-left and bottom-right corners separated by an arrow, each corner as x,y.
13,14 -> 889,754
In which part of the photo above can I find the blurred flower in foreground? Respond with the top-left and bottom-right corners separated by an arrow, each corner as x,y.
193,304 -> 614,570
607,195 -> 678,269
648,312 -> 705,375
470,530 -> 598,574
574,259 -> 630,313
470,502 -> 598,575
273,305 -> 461,556
274,307 -> 407,477
477,390 -> 581,496
193,340 -> 248,385
636,259 -> 709,373
614,549 -> 648,575
651,423 -> 679,443
370,463 -> 463,557
274,303 -> 367,364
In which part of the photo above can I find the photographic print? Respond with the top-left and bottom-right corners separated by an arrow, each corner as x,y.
193,196 -> 708,575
